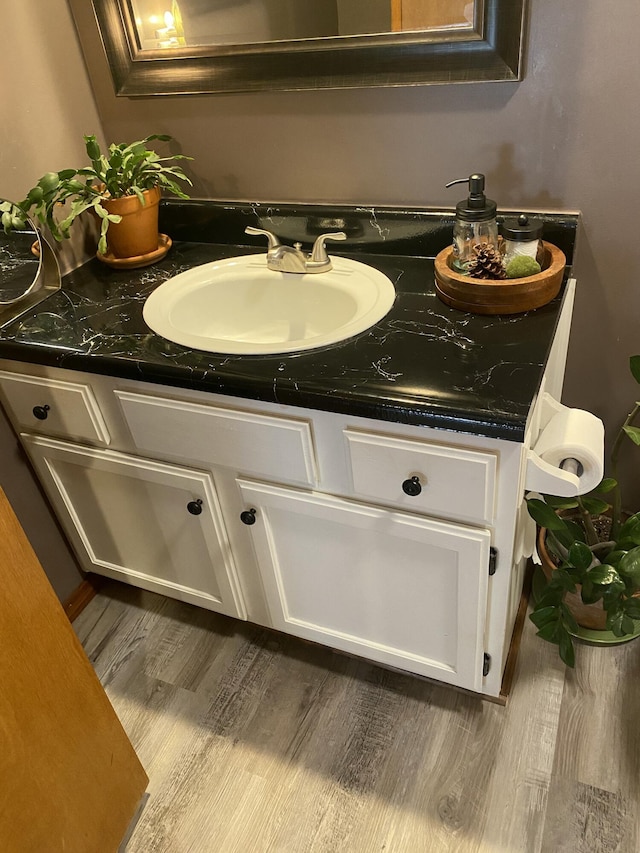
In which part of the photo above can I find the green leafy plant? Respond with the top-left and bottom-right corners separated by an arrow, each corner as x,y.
0,200 -> 30,232
2,134 -> 192,254
527,355 -> 640,666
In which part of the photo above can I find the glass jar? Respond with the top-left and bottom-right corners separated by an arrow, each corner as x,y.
501,215 -> 544,266
451,219 -> 501,273
446,174 -> 500,274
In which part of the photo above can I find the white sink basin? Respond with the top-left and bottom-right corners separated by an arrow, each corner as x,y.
143,253 -> 395,355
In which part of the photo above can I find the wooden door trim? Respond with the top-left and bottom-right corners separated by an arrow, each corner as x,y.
63,573 -> 102,622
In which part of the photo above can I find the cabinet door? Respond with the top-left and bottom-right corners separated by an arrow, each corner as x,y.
23,435 -> 246,619
238,480 -> 491,692
0,486 -> 147,851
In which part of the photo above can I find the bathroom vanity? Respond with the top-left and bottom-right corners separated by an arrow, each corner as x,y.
0,202 -> 580,699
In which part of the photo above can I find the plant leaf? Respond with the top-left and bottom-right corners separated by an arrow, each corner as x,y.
605,550 -> 626,567
37,172 -> 60,192
530,605 -> 558,629
606,609 -> 620,633
554,568 -> 577,593
588,564 -> 622,585
618,547 -> 640,586
26,186 -> 44,205
558,625 -> 576,667
84,134 -> 102,163
536,583 -> 565,609
560,602 -> 580,633
580,497 -> 610,516
630,355 -> 640,384
623,425 -> 640,446
564,519 -> 588,544
535,620 -> 560,644
526,499 -> 568,530
607,609 -> 627,637
624,598 -> 640,619
591,477 -> 618,494
568,541 -> 593,571
580,578 -> 602,604
543,495 -> 580,510
618,513 -> 640,541
622,615 -> 636,635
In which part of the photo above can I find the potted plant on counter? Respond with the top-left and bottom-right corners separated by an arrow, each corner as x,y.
3,134 -> 192,268
527,355 -> 640,666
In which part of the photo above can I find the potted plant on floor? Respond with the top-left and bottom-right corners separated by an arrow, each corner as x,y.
3,134 -> 192,268
527,355 -> 640,666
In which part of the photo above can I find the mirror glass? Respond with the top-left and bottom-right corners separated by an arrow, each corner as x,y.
0,202 -> 61,327
0,208 -> 41,305
129,0 -> 475,50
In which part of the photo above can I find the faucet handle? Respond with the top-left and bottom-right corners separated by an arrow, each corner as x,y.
310,231 -> 347,265
245,226 -> 282,250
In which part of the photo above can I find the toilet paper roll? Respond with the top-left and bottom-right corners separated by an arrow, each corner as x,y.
532,408 -> 604,495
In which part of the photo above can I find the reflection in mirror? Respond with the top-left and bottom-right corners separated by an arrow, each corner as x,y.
0,203 -> 60,327
0,214 -> 41,304
129,0 -> 475,50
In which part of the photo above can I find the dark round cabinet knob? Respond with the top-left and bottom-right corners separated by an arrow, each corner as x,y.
240,508 -> 257,525
187,499 -> 203,515
33,404 -> 50,421
402,476 -> 422,497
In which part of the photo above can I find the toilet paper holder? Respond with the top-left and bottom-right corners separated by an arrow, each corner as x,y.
525,393 -> 604,497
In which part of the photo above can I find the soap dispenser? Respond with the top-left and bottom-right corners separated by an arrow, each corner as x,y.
446,174 -> 499,273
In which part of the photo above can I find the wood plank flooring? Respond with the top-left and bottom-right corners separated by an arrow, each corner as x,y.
74,580 -> 640,853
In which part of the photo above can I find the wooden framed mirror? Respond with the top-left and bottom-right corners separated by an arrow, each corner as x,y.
86,0 -> 526,96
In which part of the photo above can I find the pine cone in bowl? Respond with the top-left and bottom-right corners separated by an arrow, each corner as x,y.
467,243 -> 506,280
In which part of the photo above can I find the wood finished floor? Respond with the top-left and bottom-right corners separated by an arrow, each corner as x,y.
74,580 -> 640,853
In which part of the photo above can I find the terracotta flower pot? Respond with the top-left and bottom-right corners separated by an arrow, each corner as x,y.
101,186 -> 161,259
537,527 -> 608,630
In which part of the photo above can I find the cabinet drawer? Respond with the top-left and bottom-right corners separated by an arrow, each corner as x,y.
116,390 -> 317,486
344,430 -> 496,525
0,371 -> 110,444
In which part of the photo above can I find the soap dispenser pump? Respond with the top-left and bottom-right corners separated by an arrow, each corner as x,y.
446,173 -> 500,273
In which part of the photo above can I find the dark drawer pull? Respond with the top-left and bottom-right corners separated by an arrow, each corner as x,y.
240,508 -> 257,525
187,499 -> 203,515
33,404 -> 50,421
402,476 -> 422,497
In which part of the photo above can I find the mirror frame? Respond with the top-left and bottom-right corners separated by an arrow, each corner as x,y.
91,0 -> 526,96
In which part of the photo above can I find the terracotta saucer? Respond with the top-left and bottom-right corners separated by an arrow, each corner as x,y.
97,234 -> 172,270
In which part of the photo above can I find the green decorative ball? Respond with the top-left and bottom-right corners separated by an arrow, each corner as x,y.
505,256 -> 542,279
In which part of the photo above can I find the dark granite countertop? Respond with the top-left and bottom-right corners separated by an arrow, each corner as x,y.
0,201 -> 579,442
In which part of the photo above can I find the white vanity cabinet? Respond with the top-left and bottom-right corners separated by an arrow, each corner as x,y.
0,360 -> 534,697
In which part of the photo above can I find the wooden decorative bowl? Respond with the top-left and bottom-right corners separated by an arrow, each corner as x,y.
434,241 -> 566,315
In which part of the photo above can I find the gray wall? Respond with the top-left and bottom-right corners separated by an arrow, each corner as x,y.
0,0 -> 102,600
1,2 -> 105,201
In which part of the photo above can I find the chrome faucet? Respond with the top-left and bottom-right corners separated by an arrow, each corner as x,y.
245,226 -> 347,274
